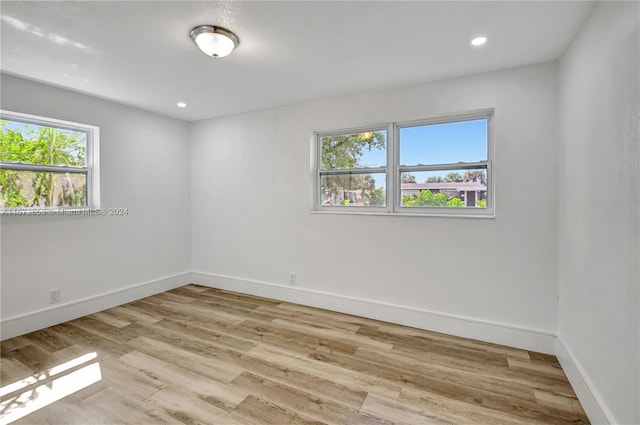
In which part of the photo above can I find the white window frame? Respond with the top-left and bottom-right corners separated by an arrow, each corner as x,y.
0,110 -> 100,212
315,124 -> 391,213
313,109 -> 494,217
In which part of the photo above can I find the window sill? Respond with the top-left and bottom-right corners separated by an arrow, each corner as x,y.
310,209 -> 495,219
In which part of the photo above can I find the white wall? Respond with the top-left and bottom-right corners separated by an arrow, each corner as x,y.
558,2 -> 640,424
191,62 -> 559,352
1,7 -> 635,420
1,75 -> 192,338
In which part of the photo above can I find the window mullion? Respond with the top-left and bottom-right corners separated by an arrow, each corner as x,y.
314,112 -> 492,216
389,122 -> 398,213
319,167 -> 387,176
0,163 -> 89,174
1,109 -> 99,211
399,162 -> 488,174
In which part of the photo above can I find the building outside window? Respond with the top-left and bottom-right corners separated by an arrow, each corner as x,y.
315,110 -> 493,216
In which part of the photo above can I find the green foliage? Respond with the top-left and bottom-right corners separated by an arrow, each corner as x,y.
1,122 -> 86,167
402,189 -> 446,207
58,175 -> 86,206
321,132 -> 384,170
402,173 -> 416,183
365,187 -> 385,206
0,170 -> 28,207
402,189 -> 464,208
444,172 -> 463,182
446,197 -> 465,207
463,170 -> 486,185
320,131 -> 385,205
476,198 -> 487,208
0,121 -> 87,207
426,170 -> 485,184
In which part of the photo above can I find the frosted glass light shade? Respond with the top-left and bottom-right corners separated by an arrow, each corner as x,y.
190,25 -> 239,58
471,36 -> 488,46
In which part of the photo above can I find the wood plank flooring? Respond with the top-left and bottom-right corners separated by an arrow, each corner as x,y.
0,285 -> 589,424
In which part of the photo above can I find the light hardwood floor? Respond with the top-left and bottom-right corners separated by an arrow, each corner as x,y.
1,285 -> 589,424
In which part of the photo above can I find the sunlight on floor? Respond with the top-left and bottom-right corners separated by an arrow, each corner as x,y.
0,352 -> 102,424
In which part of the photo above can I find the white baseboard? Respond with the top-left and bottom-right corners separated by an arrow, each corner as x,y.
0,272 -> 191,340
555,334 -> 616,425
1,269 -> 617,423
190,271 -> 557,354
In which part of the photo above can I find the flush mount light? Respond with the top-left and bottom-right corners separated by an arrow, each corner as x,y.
177,102 -> 187,108
471,36 -> 488,47
190,25 -> 239,58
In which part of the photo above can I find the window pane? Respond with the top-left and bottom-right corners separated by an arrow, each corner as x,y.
320,130 -> 386,170
399,119 -> 487,166
0,169 -> 87,208
320,173 -> 386,206
401,169 -> 487,208
0,119 -> 87,167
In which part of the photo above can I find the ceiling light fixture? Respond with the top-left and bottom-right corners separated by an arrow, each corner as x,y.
190,25 -> 239,58
177,102 -> 187,108
471,36 -> 488,47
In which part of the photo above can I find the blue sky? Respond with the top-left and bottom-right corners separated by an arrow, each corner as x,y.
2,119 -> 86,142
359,119 -> 487,170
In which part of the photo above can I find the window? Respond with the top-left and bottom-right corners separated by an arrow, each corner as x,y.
315,110 -> 493,216
318,128 -> 387,207
0,110 -> 100,211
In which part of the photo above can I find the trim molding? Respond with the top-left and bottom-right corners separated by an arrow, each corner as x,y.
0,272 -> 191,340
0,269 -> 617,423
190,271 -> 557,354
555,334 -> 616,425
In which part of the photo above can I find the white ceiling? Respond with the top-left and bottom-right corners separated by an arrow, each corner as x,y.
1,1 -> 593,121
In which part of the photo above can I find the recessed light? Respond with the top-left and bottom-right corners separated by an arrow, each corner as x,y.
177,102 -> 187,108
471,36 -> 488,47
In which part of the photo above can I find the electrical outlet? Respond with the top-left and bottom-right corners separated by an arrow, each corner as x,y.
289,273 -> 296,285
50,289 -> 61,304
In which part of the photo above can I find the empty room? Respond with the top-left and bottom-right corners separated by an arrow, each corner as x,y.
0,1 -> 638,424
